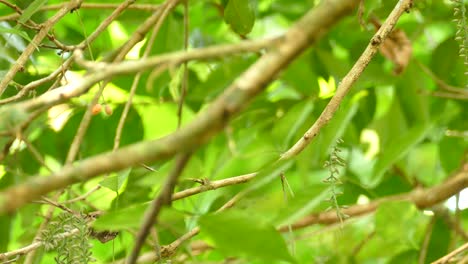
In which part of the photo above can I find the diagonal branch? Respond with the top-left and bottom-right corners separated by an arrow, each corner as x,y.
280,0 -> 414,160
127,153 -> 192,264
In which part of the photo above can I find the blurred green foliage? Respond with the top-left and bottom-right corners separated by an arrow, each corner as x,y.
0,0 -> 466,263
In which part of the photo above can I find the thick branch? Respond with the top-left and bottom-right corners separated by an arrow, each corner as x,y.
0,0 -> 360,215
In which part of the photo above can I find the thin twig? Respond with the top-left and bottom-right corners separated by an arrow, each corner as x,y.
23,192 -> 63,264
177,0 -> 190,128
424,90 -> 468,100
0,0 -> 83,95
0,58 -> 74,105
171,172 -> 256,201
433,205 -> 468,241
127,153 -> 192,264
5,169 -> 467,263
416,60 -> 468,95
431,242 -> 468,264
21,136 -> 52,172
419,216 -> 436,264
65,0 -> 156,164
0,0 -> 22,14
113,168 -> 468,263
114,0 -> 175,151
352,231 -> 375,256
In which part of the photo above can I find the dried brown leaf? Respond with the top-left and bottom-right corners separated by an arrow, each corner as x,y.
371,17 -> 413,75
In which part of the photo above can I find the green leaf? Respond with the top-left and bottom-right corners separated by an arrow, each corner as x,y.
0,106 -> 29,135
190,56 -> 255,102
99,169 -> 131,192
0,25 -> 32,43
244,159 -> 294,196
17,0 -> 47,25
439,136 -> 466,174
199,210 -> 295,263
396,64 -> 430,124
135,102 -> 194,140
407,143 -> 446,186
375,201 -> 428,248
281,50 -> 319,96
275,184 -> 330,227
430,39 -> 466,88
272,100 -> 314,148
307,97 -> 358,166
370,123 -> 429,187
0,215 -> 12,251
426,218 -> 451,263
224,0 -> 255,35
92,203 -> 148,231
0,170 -> 14,251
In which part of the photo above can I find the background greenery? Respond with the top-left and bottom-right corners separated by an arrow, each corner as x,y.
0,0 -> 467,263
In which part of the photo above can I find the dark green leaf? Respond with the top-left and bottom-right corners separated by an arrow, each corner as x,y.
371,123 -> 429,187
199,210 -> 295,262
0,25 -> 32,43
224,0 -> 255,35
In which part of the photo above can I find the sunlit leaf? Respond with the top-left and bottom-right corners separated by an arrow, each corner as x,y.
99,168 -> 131,192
